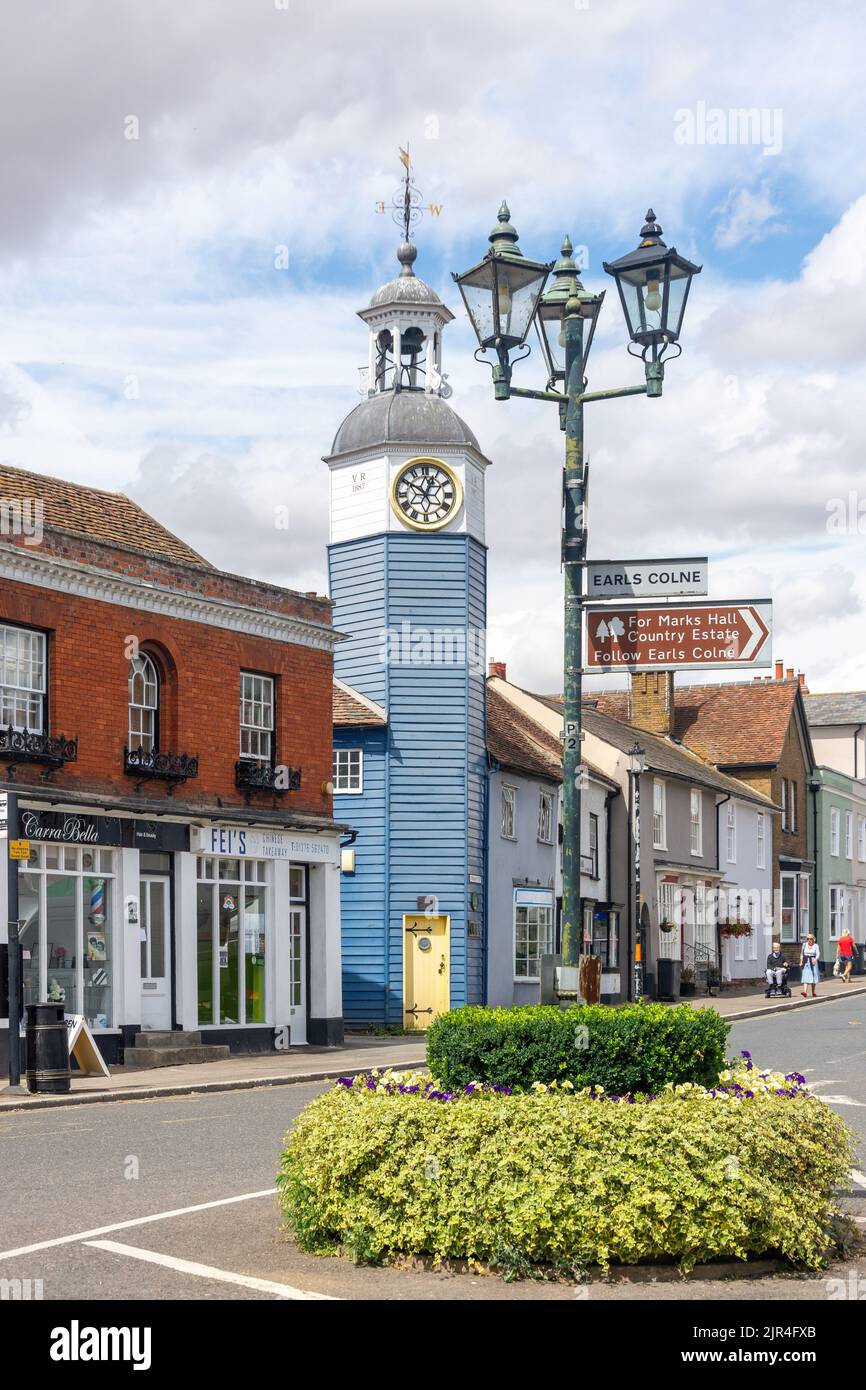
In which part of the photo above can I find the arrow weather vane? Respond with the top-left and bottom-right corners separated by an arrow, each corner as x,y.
376,146 -> 443,232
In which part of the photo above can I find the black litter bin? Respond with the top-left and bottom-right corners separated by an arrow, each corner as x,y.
25,1002 -> 70,1094
657,958 -> 682,1002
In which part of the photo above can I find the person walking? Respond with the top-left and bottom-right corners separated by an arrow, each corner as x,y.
800,934 -> 820,998
837,927 -> 856,983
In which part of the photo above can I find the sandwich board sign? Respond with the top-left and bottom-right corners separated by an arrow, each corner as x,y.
585,600 -> 772,672
585,557 -> 708,599
65,1014 -> 111,1078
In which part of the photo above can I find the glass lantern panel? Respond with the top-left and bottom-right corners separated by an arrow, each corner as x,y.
663,268 -> 691,339
619,278 -> 649,338
457,263 -> 497,345
496,261 -> 546,343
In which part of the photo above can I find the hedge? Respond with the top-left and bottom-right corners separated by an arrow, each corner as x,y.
425,1003 -> 728,1094
277,1074 -> 853,1272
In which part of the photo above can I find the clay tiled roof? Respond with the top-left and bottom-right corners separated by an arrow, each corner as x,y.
586,679 -> 803,768
333,678 -> 387,727
0,464 -> 210,567
580,706 -> 776,808
487,681 -> 617,790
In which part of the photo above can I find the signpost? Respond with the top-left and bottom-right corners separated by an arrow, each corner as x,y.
586,557 -> 708,599
585,599 -> 772,672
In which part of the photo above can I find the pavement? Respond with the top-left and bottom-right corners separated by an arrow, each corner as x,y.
0,991 -> 864,1302
0,1033 -> 427,1112
2,979 -> 865,1112
685,974 -> 866,1020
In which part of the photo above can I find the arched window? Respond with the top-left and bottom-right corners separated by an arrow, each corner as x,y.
128,653 -> 159,753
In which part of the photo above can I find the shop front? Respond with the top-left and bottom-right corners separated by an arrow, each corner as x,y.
1,804 -> 343,1070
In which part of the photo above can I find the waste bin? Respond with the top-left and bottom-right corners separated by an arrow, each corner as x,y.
25,1002 -> 70,1094
657,958 -> 682,1002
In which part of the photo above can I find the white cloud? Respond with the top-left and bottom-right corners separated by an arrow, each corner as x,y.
0,1 -> 864,700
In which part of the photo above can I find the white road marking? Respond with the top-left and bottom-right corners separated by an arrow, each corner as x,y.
0,1188 -> 275,1261
851,1171 -> 866,1189
814,1095 -> 865,1107
86,1240 -> 335,1300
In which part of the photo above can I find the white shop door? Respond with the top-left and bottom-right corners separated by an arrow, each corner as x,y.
140,878 -> 172,1031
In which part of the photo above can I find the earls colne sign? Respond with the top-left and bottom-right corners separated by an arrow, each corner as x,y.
585,600 -> 772,672
585,557 -> 708,599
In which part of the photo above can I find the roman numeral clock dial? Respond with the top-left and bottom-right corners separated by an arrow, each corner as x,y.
390,458 -> 463,531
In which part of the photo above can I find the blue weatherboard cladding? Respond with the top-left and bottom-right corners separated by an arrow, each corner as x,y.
330,531 -> 487,1024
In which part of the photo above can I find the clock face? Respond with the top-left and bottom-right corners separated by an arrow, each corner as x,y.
390,458 -> 463,531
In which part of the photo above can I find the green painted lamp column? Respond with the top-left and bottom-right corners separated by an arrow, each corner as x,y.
560,291 -> 585,967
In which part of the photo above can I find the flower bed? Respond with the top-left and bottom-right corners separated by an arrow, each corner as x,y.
277,1054 -> 853,1274
425,1002 -> 728,1094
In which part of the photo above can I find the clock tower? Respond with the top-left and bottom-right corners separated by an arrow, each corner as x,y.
326,227 -> 489,1028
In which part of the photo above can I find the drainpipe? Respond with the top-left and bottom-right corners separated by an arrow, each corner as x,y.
715,794 -> 731,985
809,778 -> 821,956
854,724 -> 864,780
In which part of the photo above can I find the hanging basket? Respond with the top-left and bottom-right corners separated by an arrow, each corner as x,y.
719,922 -> 752,939
658,920 -> 678,934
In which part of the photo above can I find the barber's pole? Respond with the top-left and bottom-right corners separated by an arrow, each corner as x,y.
88,879 -> 106,926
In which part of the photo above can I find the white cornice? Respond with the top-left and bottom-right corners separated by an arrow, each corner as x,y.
0,543 -> 345,652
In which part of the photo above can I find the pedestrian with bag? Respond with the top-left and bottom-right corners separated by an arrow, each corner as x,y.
837,927 -> 856,983
800,933 -> 820,998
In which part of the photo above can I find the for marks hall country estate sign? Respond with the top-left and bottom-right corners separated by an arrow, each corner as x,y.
585,600 -> 772,672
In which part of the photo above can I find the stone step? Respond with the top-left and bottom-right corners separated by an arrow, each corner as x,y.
121,1045 -> 232,1070
133,1031 -> 202,1048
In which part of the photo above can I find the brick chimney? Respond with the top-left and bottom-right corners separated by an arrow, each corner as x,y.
628,671 -> 676,737
775,659 -> 783,679
488,660 -> 507,680
799,671 -> 809,693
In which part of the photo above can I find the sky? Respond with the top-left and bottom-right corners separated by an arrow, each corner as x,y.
0,0 -> 865,694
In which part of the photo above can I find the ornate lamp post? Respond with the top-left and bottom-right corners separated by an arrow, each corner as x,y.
454,208 -> 700,978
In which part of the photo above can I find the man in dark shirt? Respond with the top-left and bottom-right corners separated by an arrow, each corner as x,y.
766,941 -> 788,990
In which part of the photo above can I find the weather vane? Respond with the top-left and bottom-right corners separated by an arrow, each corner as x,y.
376,146 -> 443,232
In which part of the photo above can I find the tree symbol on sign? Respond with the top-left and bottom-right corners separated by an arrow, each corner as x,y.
595,620 -> 610,640
609,617 -> 625,637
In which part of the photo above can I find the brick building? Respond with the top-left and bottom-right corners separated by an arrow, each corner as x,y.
596,666 -> 815,950
0,465 -> 344,1069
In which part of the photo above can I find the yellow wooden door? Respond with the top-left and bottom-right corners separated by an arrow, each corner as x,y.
403,915 -> 450,1029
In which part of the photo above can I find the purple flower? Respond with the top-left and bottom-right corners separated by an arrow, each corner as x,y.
337,1077 -> 354,1088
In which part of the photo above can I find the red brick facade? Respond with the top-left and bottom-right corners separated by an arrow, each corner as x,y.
0,527 -> 336,821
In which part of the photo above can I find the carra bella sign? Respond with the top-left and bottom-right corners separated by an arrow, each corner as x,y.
585,600 -> 772,672
19,810 -> 122,845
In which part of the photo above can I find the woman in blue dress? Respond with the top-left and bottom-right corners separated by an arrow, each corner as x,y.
800,934 -> 820,998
